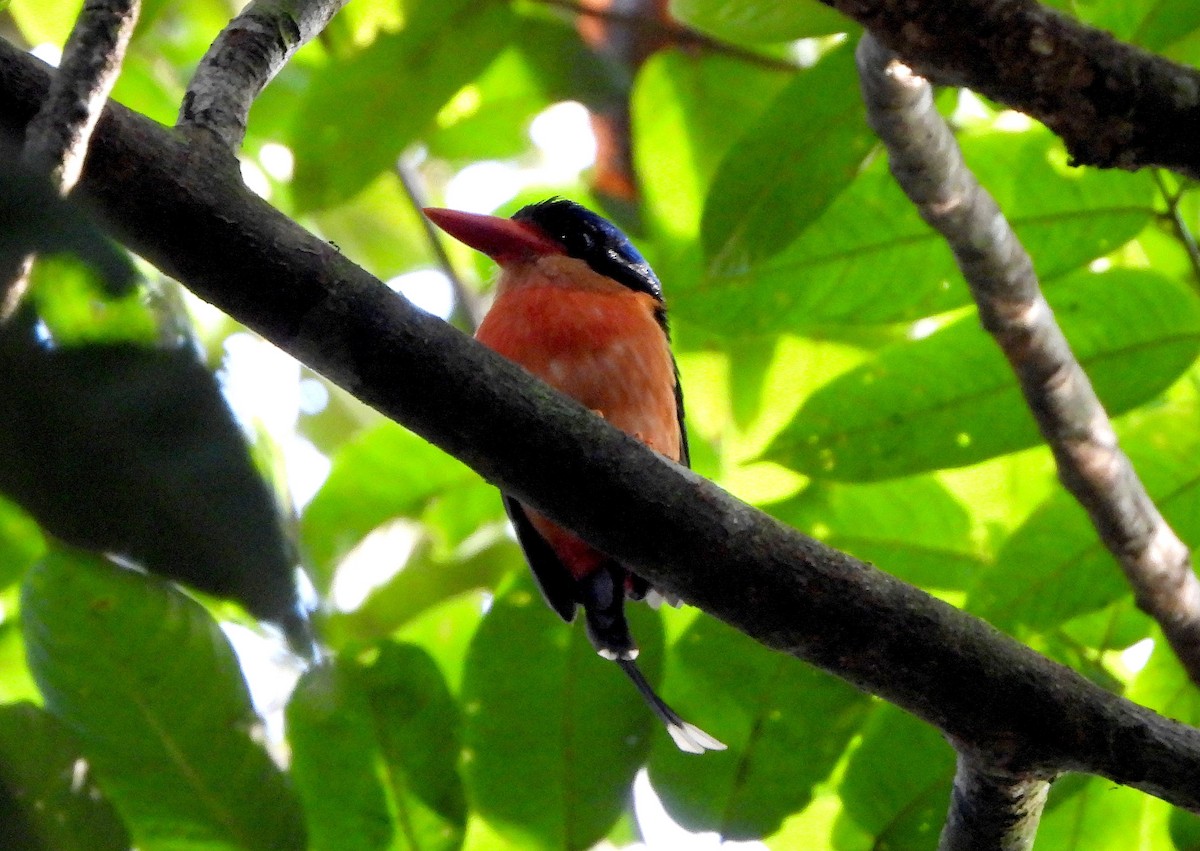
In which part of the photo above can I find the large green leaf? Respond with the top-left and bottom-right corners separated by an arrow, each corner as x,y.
21,549 -> 305,850
648,617 -> 869,840
674,129 -> 1155,338
670,0 -> 851,42
768,269 -> 1200,481
289,643 -> 466,851
767,476 -> 983,589
461,576 -> 658,849
968,409 -> 1200,633
0,701 -> 129,851
290,0 -> 514,211
634,50 -> 790,249
1036,777 -> 1167,850
1130,0 -> 1200,50
300,422 -> 482,590
701,46 -> 873,269
0,317 -> 303,640
837,704 -> 954,850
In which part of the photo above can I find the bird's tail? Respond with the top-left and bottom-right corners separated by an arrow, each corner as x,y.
616,657 -> 726,754
580,564 -> 725,754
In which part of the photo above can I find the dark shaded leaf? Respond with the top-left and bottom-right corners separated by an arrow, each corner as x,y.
289,643 -> 466,851
0,316 -> 305,642
462,576 -> 658,849
0,701 -> 129,851
21,548 -> 306,850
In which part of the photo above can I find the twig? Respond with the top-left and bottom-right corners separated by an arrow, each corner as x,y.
0,0 -> 139,319
855,33 -> 1200,680
1153,170 -> 1200,287
529,0 -> 800,73
10,42 -> 1200,813
822,0 -> 1200,180
393,160 -> 483,332
177,0 -> 347,152
938,754 -> 1049,851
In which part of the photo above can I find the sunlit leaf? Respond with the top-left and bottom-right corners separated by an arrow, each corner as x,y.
702,46 -> 873,268
768,270 -> 1200,481
670,0 -> 851,42
648,617 -> 870,840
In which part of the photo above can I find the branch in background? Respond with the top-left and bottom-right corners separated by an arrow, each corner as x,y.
854,33 -> 1200,685
938,755 -> 1049,851
393,160 -> 483,332
0,0 -> 139,319
533,0 -> 799,73
7,40 -> 1200,813
824,0 -> 1200,181
177,0 -> 347,152
1153,171 -> 1200,287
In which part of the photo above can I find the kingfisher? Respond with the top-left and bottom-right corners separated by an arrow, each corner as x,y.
425,199 -> 724,754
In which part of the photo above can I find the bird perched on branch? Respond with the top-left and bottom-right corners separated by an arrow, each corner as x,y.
425,199 -> 724,754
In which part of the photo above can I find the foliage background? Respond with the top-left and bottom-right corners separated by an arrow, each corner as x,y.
4,0 -> 1200,848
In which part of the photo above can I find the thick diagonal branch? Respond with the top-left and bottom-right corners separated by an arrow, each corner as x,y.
1,0 -> 138,318
855,33 -> 1200,683
178,0 -> 346,151
8,38 -> 1200,812
823,0 -> 1200,180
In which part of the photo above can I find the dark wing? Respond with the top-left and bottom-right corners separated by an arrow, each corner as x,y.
502,495 -> 579,622
673,354 -> 689,469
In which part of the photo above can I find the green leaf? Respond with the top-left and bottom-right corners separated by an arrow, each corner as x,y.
0,701 -> 130,851
1036,776 -> 1166,850
300,422 -> 480,590
20,549 -> 305,850
324,538 -> 522,648
0,620 -> 41,704
8,0 -> 81,45
701,46 -> 872,269
648,617 -> 870,840
634,50 -> 790,249
28,255 -> 156,345
290,0 -> 515,211
767,269 -> 1200,481
669,0 -> 852,42
675,129 -> 1155,338
767,477 -> 983,589
968,408 -> 1200,633
289,643 -> 466,851
461,576 -> 658,849
0,321 -> 303,637
837,704 -> 954,850
1130,0 -> 1200,50
0,496 -> 43,591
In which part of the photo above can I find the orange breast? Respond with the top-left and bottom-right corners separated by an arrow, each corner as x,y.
476,257 -> 681,578
475,267 -> 680,462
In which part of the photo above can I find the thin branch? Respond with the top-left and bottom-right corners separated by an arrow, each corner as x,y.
0,0 -> 139,319
938,754 -> 1049,851
393,160 -> 483,332
7,41 -> 1200,812
177,0 -> 347,152
855,33 -> 1200,682
822,0 -> 1200,180
1153,170 -> 1200,287
529,0 -> 801,73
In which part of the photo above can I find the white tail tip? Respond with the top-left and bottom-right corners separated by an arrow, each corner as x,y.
667,721 -> 727,754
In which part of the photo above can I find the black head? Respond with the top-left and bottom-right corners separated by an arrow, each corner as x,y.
513,198 -> 662,301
